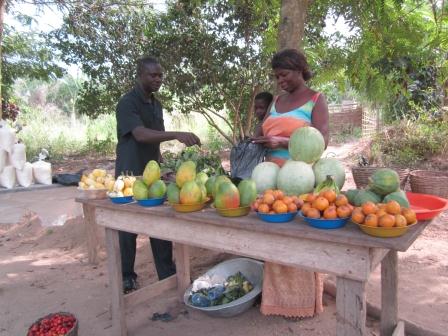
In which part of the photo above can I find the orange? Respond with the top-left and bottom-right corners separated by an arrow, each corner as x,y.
335,194 -> 349,207
264,189 -> 274,195
336,205 -> 351,218
294,198 -> 304,209
351,209 -> 365,224
401,208 -> 417,224
377,203 -> 387,210
323,207 -> 338,219
376,209 -> 388,218
364,214 -> 378,227
288,203 -> 298,213
362,202 -> 378,215
263,193 -> 275,206
258,203 -> 270,213
272,200 -> 288,214
395,214 -> 407,227
320,189 -> 337,203
313,197 -> 330,211
307,208 -> 321,219
386,200 -> 401,215
301,202 -> 312,216
282,196 -> 293,205
378,214 -> 395,227
306,193 -> 317,203
273,190 -> 284,200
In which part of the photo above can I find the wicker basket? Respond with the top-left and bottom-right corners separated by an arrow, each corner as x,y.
351,166 -> 409,189
410,170 -> 448,198
27,312 -> 78,336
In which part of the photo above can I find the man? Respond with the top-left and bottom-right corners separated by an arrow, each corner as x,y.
115,56 -> 201,293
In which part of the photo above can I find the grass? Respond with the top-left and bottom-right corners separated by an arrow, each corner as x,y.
14,104 -> 231,160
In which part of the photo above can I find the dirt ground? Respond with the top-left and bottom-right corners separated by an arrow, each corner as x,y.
0,141 -> 447,336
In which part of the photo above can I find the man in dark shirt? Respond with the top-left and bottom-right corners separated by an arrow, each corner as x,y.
115,56 -> 201,293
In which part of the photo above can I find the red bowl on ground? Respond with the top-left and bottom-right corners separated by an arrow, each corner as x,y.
406,192 -> 448,220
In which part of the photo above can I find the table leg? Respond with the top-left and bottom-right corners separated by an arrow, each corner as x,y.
83,204 -> 99,264
336,277 -> 366,336
105,228 -> 127,336
173,243 -> 190,301
380,250 -> 398,336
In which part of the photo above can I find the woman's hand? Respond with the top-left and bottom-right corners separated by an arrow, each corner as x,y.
252,136 -> 289,149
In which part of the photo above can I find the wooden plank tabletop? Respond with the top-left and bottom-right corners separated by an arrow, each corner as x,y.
76,198 -> 431,252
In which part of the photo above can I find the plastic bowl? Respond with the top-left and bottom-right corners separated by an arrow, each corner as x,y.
406,191 -> 448,220
184,258 -> 263,318
298,211 -> 349,229
213,205 -> 251,217
256,211 -> 298,223
136,197 -> 166,207
170,199 -> 209,213
108,196 -> 134,204
354,220 -> 417,238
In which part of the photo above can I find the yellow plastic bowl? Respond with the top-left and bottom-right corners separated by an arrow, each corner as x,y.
214,205 -> 251,217
170,198 -> 209,213
355,220 -> 417,238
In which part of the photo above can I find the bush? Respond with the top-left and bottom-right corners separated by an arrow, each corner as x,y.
371,118 -> 448,168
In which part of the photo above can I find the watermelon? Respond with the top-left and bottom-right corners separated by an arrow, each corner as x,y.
383,190 -> 410,208
289,126 -> 325,163
368,168 -> 400,196
354,189 -> 382,206
277,160 -> 315,196
313,158 -> 346,189
251,162 -> 280,193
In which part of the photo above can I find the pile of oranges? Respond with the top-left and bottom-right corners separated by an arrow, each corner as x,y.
301,190 -> 353,219
351,200 -> 417,227
252,189 -> 303,214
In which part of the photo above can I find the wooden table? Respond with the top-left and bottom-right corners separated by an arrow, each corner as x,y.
76,198 -> 431,336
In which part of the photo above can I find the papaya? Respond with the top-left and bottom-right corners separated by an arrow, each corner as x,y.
212,175 -> 232,198
148,179 -> 166,198
179,180 -> 202,204
238,179 -> 257,207
196,171 -> 208,185
205,176 -> 216,197
383,190 -> 410,208
368,168 -> 400,196
166,183 -> 180,204
354,189 -> 382,207
215,182 -> 240,209
176,161 -> 196,188
142,160 -> 161,186
133,180 -> 149,200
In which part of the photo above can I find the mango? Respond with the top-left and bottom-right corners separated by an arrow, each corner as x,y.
215,182 -> 240,209
167,183 -> 180,204
176,161 -> 197,188
179,180 -> 203,204
212,175 -> 231,198
199,183 -> 207,202
143,160 -> 161,186
148,179 -> 166,198
133,180 -> 149,200
238,179 -> 257,207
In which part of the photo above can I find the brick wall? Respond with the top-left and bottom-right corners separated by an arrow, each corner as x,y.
328,104 -> 363,134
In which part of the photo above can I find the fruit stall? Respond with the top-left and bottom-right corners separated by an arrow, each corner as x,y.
74,126 -> 447,336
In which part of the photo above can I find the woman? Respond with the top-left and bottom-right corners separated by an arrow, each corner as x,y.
253,49 -> 329,318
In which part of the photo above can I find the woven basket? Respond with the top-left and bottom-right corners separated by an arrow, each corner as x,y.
27,312 -> 78,336
410,170 -> 448,198
351,166 -> 409,190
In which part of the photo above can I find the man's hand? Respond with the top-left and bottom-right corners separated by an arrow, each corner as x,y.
252,135 -> 289,149
175,132 -> 201,147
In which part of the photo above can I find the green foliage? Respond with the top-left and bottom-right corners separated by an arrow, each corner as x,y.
371,117 -> 448,167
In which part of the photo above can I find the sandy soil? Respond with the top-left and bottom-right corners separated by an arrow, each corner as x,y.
0,141 -> 447,336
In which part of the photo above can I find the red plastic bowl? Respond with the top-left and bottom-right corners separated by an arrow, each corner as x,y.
406,192 -> 448,220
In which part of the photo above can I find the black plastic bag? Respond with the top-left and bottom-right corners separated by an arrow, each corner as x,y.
52,173 -> 82,186
230,139 -> 266,181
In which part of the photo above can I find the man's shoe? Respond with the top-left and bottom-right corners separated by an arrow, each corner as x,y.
123,277 -> 138,294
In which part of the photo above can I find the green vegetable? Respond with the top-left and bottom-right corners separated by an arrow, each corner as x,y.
314,175 -> 340,194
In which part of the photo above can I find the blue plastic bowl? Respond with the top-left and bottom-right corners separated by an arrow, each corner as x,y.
298,211 -> 349,229
136,197 -> 166,207
109,196 -> 134,204
256,211 -> 298,223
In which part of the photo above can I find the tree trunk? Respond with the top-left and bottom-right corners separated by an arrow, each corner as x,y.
0,0 -> 6,120
277,0 -> 310,51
